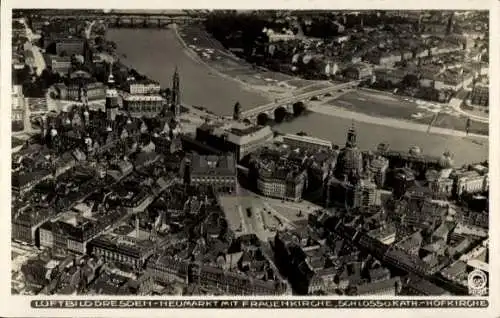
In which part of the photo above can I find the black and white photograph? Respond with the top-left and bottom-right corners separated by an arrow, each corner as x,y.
7,7 -> 492,303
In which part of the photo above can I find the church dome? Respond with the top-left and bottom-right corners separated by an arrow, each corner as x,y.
334,123 -> 363,181
439,151 -> 454,168
409,146 -> 422,156
334,147 -> 363,180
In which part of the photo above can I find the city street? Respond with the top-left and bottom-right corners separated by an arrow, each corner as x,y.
218,186 -> 315,241
218,194 -> 274,241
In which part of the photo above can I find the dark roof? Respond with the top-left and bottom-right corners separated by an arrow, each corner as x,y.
191,153 -> 236,177
405,275 -> 450,295
12,169 -> 52,188
353,277 -> 401,295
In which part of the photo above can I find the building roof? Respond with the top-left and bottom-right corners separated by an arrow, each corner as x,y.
405,275 -> 450,295
123,94 -> 164,102
191,153 -> 237,177
283,134 -> 332,147
91,234 -> 155,258
226,125 -> 273,146
12,169 -> 52,189
353,277 -> 401,295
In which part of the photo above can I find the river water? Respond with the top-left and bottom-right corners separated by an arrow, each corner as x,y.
107,28 -> 488,165
107,28 -> 269,115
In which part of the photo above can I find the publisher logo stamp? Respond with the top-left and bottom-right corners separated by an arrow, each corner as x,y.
468,269 -> 488,296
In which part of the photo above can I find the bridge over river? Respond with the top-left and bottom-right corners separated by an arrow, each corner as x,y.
240,80 -> 360,120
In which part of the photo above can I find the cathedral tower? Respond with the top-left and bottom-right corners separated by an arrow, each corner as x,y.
171,66 -> 181,118
106,62 -> 119,121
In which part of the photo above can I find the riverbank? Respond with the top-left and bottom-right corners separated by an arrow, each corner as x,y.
274,111 -> 487,166
172,24 -> 275,102
107,28 -> 270,115
328,89 -> 489,136
177,25 -> 488,137
105,28 -> 487,164
177,25 -> 316,95
309,103 -> 487,141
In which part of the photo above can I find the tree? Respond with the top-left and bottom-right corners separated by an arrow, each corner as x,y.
257,113 -> 269,126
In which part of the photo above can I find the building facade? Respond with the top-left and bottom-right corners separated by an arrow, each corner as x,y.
282,134 -> 332,152
455,171 -> 488,196
122,95 -> 165,117
257,167 -> 307,202
46,55 -> 72,75
189,154 -> 238,193
196,124 -> 274,162
65,82 -> 106,101
368,156 -> 389,188
90,235 -> 156,270
55,38 -> 85,56
470,83 -> 489,107
128,80 -> 162,95
352,179 -> 378,208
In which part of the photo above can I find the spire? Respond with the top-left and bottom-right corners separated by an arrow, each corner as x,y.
108,62 -> 115,85
346,120 -> 357,148
172,66 -> 181,117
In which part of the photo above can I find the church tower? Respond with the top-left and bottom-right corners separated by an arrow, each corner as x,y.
446,12 -> 455,35
346,121 -> 357,148
106,62 -> 119,121
171,66 -> 180,118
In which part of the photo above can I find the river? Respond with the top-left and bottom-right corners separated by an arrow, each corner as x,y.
107,28 -> 488,166
107,28 -> 269,115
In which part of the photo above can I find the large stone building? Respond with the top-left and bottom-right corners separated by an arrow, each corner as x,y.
56,80 -> 106,102
89,234 -> 157,270
45,54 -> 72,75
122,94 -> 165,117
454,169 -> 488,196
282,134 -> 332,152
189,153 -> 238,193
470,81 -> 489,107
334,124 -> 363,182
255,158 -> 307,202
127,79 -> 161,95
368,155 -> 389,188
352,178 -> 378,208
196,123 -> 274,162
54,37 -> 85,56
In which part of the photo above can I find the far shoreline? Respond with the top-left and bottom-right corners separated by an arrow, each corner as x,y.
174,24 -> 489,138
106,26 -> 488,142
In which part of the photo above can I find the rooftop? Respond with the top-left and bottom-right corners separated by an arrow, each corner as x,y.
191,153 -> 237,177
91,233 -> 156,258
